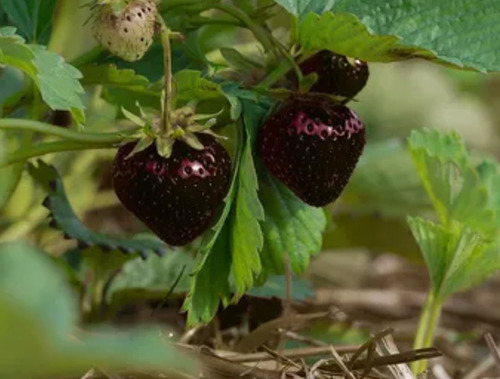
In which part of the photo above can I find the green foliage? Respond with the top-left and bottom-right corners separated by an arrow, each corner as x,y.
175,69 -> 224,101
0,0 -> 57,44
29,160 -> 168,259
0,27 -> 85,125
0,241 -> 197,379
332,0 -> 500,72
294,0 -> 500,72
258,169 -> 326,276
408,129 -> 500,298
108,250 -> 192,307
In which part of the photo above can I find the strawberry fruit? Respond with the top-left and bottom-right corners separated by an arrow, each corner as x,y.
92,0 -> 157,62
112,134 -> 231,246
293,50 -> 369,98
258,97 -> 365,207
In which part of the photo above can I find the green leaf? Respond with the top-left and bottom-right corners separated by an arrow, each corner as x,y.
30,45 -> 86,126
408,129 -> 497,236
0,27 -> 36,75
184,223 -> 233,325
0,29 -> 85,125
108,250 -> 193,307
407,217 -> 500,298
79,64 -> 150,88
258,169 -> 326,277
273,0 -> 335,19
28,160 -> 168,259
299,4 -> 500,72
174,69 -> 224,102
0,0 -> 57,44
229,100 -> 266,296
299,12 -> 432,64
183,97 -> 267,325
332,0 -> 500,72
0,241 -> 197,378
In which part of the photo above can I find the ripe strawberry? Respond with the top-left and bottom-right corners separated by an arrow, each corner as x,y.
92,0 -> 157,62
112,134 -> 231,246
258,97 -> 365,207
292,50 -> 369,98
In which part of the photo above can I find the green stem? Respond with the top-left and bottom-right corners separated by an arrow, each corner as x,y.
0,141 -> 116,168
157,15 -> 173,136
411,290 -> 443,374
0,119 -> 135,144
212,3 -> 276,54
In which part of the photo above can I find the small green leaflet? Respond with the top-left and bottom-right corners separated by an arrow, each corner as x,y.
407,217 -> 500,298
174,70 -> 224,101
230,101 -> 266,295
0,0 -> 57,44
0,28 -> 86,125
258,169 -> 326,277
29,160 -> 168,259
407,129 -> 500,299
408,129 -> 498,236
79,64 -> 150,87
30,45 -> 86,126
0,242 -> 197,379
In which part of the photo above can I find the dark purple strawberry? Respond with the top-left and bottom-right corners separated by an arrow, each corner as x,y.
291,50 -> 369,98
112,134 -> 231,246
258,97 -> 365,207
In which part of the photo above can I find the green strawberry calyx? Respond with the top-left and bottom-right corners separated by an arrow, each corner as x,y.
120,102 -> 225,159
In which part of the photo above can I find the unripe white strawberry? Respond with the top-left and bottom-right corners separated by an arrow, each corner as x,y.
92,0 -> 158,62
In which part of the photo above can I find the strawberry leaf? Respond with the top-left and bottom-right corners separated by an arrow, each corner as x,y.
79,64 -> 150,87
0,241 -> 197,378
183,97 -> 266,325
28,160 -> 168,259
409,129 -> 498,236
229,101 -> 266,296
107,250 -> 193,309
30,45 -> 86,126
299,1 -> 500,72
407,217 -> 500,298
408,129 -> 500,299
0,29 -> 85,126
174,70 -> 224,102
332,0 -> 500,72
258,169 -> 326,277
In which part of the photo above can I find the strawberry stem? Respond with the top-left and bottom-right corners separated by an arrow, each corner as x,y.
157,14 -> 173,137
0,119 -> 136,144
0,141 -> 115,168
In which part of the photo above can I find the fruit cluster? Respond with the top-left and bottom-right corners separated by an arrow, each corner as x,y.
259,50 -> 368,207
91,1 -> 368,246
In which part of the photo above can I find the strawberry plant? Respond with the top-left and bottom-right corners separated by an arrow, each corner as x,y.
1,0 -> 500,377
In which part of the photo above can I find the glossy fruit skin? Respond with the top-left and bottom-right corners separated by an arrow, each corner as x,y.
295,50 -> 369,98
258,97 -> 365,207
92,0 -> 157,62
112,134 -> 231,246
